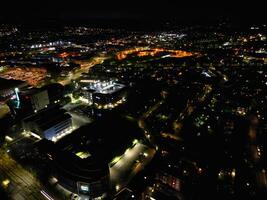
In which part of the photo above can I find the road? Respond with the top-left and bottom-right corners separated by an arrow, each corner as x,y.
172,84 -> 213,135
58,56 -> 108,86
0,151 -> 56,200
110,143 -> 155,193
138,99 -> 164,142
141,100 -> 163,119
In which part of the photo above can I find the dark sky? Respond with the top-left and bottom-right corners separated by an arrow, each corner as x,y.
1,0 -> 265,25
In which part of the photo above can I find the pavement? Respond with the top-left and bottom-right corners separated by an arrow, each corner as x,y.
110,143 -> 156,193
69,111 -> 92,129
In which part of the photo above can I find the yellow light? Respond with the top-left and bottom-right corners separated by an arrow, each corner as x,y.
111,156 -> 121,165
231,169 -> 236,178
132,139 -> 138,145
125,148 -> 131,155
2,179 -> 10,188
115,185 -> 120,191
218,171 -> 223,179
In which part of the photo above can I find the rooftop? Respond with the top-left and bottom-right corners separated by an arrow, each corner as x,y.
23,105 -> 70,130
56,113 -> 144,162
82,80 -> 125,95
36,114 -> 144,183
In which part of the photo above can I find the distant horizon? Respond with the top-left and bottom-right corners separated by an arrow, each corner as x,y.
0,1 -> 265,27
0,16 -> 264,32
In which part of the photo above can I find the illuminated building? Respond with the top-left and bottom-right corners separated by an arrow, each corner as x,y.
0,78 -> 27,103
36,114 -> 144,199
79,79 -> 126,109
37,138 -> 110,200
22,106 -> 72,141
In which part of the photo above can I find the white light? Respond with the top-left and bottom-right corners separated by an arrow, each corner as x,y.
5,136 -> 13,141
30,132 -> 42,140
40,190 -> 54,200
80,185 -> 89,191
115,185 -> 120,191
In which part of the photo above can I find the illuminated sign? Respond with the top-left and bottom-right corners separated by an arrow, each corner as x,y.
78,182 -> 90,195
81,185 -> 89,191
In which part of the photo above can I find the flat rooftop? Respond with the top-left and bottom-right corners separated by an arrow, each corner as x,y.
56,114 -> 144,163
36,114 -> 144,183
81,80 -> 125,94
23,105 -> 70,130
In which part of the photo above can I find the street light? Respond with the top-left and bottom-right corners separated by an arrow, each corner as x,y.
115,185 -> 120,191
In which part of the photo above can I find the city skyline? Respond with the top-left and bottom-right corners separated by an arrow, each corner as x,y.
0,3 -> 266,200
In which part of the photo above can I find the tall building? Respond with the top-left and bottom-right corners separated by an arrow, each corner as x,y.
31,90 -> 50,112
42,83 -> 64,104
19,88 -> 49,113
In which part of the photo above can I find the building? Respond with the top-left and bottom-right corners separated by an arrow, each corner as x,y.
19,88 -> 50,112
142,181 -> 184,200
36,114 -> 144,199
37,138 -> 110,200
31,90 -> 50,112
0,78 -> 27,103
42,83 -> 64,104
79,79 -> 126,109
18,83 -> 65,114
22,106 -> 72,141
138,144 -> 201,200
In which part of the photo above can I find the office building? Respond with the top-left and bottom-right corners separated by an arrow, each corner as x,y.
22,106 -> 72,141
79,79 -> 126,109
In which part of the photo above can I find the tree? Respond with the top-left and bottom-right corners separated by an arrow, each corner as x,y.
72,91 -> 81,99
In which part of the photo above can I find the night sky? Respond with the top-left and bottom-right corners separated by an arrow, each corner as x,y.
0,0 -> 265,25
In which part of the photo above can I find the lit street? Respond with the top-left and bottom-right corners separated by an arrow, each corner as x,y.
110,143 -> 155,193
58,56 -> 108,86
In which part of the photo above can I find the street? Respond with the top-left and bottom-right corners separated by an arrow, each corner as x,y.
58,56 -> 108,86
110,142 -> 155,193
